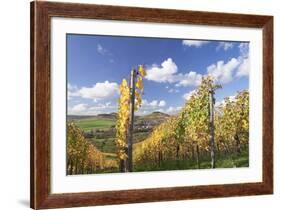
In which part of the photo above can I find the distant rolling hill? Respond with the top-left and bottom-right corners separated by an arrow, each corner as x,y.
67,111 -> 170,124
137,111 -> 170,122
67,112 -> 171,153
67,112 -> 117,121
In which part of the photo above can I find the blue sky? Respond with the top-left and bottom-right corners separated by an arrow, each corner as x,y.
67,34 -> 249,116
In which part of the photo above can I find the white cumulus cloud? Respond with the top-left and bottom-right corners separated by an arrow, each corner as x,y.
175,71 -> 202,87
146,58 -> 202,87
142,99 -> 166,107
77,81 -> 119,101
97,44 -> 107,55
182,40 -> 209,48
158,100 -> 166,107
68,102 -> 117,115
239,43 -> 249,57
183,90 -> 197,101
136,99 -> 168,115
69,103 -> 88,114
215,95 -> 237,107
207,58 -> 240,84
168,88 -> 179,93
235,42 -> 250,77
166,106 -> 182,114
216,42 -> 234,51
149,100 -> 158,107
145,58 -> 178,83
144,42 -> 249,94
236,57 -> 250,77
68,83 -> 79,99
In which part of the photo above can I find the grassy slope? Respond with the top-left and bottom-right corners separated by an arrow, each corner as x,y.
74,118 -> 115,132
133,150 -> 249,172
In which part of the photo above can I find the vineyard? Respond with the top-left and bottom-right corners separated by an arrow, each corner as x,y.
66,66 -> 249,175
133,77 -> 249,171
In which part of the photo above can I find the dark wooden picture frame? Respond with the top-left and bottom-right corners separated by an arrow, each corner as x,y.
30,1 -> 273,209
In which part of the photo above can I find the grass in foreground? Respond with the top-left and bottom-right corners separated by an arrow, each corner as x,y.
91,150 -> 249,174
133,150 -> 249,172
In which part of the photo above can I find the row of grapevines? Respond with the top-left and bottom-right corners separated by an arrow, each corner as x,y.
134,76 -> 249,169
67,122 -> 106,174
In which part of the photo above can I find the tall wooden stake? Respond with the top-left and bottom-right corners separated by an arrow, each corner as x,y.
127,69 -> 136,172
209,90 -> 216,168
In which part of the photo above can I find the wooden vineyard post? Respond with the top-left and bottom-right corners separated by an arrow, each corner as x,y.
209,89 -> 216,168
127,69 -> 136,172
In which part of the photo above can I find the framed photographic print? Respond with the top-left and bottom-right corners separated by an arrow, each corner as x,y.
30,1 -> 273,209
